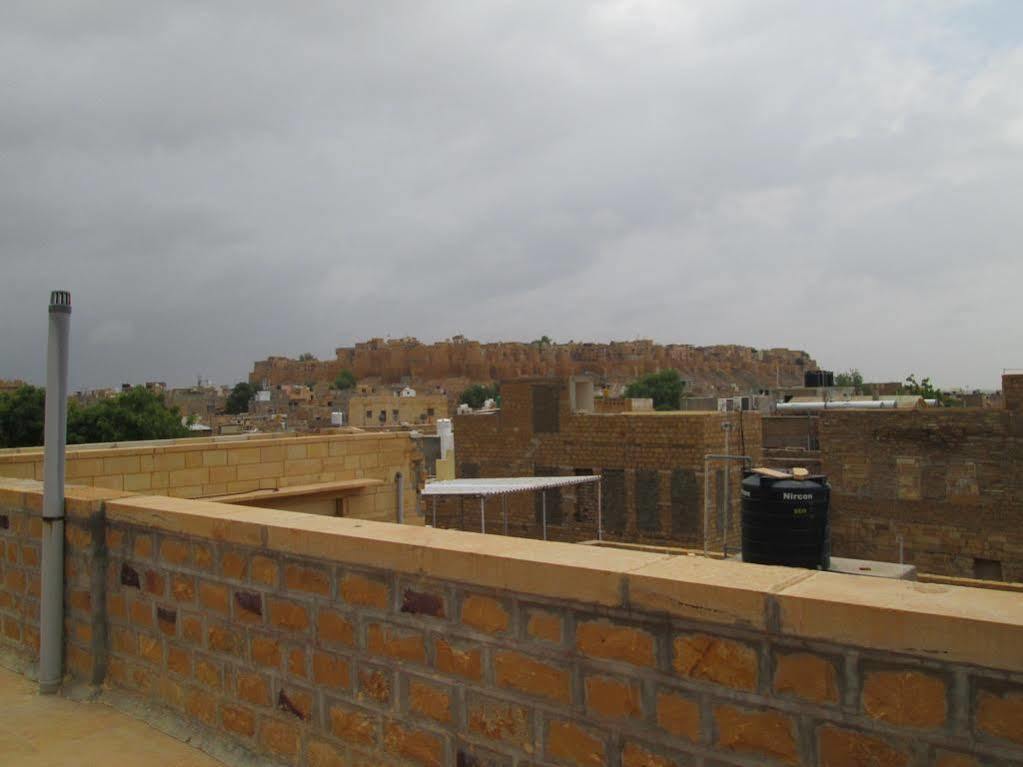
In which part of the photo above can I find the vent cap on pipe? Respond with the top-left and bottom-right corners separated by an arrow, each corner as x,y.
49,290 -> 71,313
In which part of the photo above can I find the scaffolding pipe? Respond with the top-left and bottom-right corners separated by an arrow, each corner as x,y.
702,453 -> 751,559
395,472 -> 404,524
40,290 -> 71,695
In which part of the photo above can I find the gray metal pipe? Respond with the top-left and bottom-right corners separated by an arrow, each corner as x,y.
40,290 -> 71,695
702,453 -> 751,558
395,472 -> 404,524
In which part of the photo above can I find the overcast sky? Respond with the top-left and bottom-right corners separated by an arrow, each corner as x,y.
2,1 -> 1021,392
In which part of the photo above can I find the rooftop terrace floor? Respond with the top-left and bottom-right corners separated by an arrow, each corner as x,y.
0,665 -> 224,767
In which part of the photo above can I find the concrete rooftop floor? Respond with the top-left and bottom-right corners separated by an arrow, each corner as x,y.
0,665 -> 224,767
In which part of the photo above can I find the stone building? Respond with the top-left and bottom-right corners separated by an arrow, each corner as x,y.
348,390 -> 449,429
433,377 -> 761,551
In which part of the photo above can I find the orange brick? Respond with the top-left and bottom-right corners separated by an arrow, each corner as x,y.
159,538 -> 190,566
20,545 -> 38,567
585,675 -> 641,719
195,657 -> 221,690
383,722 -> 443,767
285,563 -> 330,596
170,574 -> 195,603
111,625 -> 136,655
278,687 -> 314,721
167,644 -> 190,676
622,742 -> 682,767
185,687 -> 217,726
221,705 -> 255,737
774,652 -> 839,704
251,555 -> 279,587
192,543 -> 213,571
673,634 -> 757,691
435,638 -> 483,681
259,718 -> 299,759
288,647 -> 307,678
308,739 -> 346,767
409,679 -> 452,723
133,535 -> 153,560
181,613 -> 202,644
207,624 -> 242,656
199,582 -> 230,615
143,570 -> 165,598
2,617 -> 21,642
494,650 -> 570,703
468,694 -> 531,749
366,623 -> 426,664
313,651 -> 350,689
358,668 -> 391,704
576,620 -> 655,667
268,598 -> 310,633
461,594 -> 509,634
818,725 -> 909,767
656,691 -> 700,742
715,705 -> 798,765
251,635 -> 282,668
220,550 -> 246,580
548,719 -> 605,767
340,573 -> 389,609
329,703 -> 376,746
130,600 -> 153,629
317,609 -> 355,646
861,670 -> 946,729
69,589 -> 91,613
527,609 -> 562,643
975,688 -> 1023,746
237,671 -> 271,706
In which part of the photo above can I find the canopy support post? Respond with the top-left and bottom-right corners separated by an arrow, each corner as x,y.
502,494 -> 508,536
432,496 -> 437,528
596,475 -> 603,541
542,491 -> 547,541
480,496 -> 485,534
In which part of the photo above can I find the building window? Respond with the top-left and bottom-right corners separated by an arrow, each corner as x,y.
427,408 -> 435,417
365,410 -> 372,420
392,409 -> 399,421
379,410 -> 386,422
973,558 -> 1003,581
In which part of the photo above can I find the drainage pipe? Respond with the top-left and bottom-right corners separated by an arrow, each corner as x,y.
40,290 -> 71,694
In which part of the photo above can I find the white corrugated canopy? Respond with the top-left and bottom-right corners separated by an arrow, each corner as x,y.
422,475 -> 600,497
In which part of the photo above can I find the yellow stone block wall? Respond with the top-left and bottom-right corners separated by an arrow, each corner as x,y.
0,433 -> 417,523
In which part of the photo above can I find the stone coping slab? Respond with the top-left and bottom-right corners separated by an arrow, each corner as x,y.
205,478 -> 383,504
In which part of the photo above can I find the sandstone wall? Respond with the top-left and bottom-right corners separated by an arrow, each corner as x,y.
0,432 -> 416,523
819,409 -> 1023,580
434,379 -> 762,552
251,338 -> 816,396
2,479 -> 1022,766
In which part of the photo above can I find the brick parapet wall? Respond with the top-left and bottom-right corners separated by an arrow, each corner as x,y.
819,410 -> 1023,580
0,432 -> 414,523
445,383 -> 762,551
2,479 -> 1023,766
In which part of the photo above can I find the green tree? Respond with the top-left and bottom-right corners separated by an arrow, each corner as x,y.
531,335 -> 553,351
226,382 -> 257,414
459,383 -> 500,410
0,385 -> 46,448
334,370 -> 356,390
900,374 -> 960,407
298,352 -> 317,361
834,369 -> 864,388
67,387 -> 190,444
625,369 -> 686,411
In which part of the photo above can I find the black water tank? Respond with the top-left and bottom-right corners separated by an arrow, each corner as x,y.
741,473 -> 830,569
803,370 -> 835,388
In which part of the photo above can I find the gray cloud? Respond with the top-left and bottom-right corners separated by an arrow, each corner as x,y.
1,0 -> 1021,391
